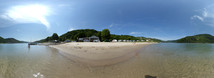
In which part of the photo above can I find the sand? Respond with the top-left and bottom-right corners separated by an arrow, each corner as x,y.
49,42 -> 153,66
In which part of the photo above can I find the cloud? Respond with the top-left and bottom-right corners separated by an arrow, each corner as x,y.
68,28 -> 75,31
109,24 -> 113,27
130,32 -> 143,35
109,23 -> 120,28
191,8 -> 214,27
0,4 -> 51,29
191,15 -> 204,21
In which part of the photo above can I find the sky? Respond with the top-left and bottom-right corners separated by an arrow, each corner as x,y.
0,0 -> 214,41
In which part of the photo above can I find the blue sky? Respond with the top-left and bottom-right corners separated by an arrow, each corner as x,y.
0,0 -> 214,41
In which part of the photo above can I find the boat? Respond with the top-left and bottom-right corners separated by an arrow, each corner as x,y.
28,42 -> 38,45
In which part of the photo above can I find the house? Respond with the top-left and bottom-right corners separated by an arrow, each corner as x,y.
141,40 -> 145,42
118,40 -> 122,42
83,38 -> 90,42
89,35 -> 100,42
78,38 -> 83,42
64,40 -> 71,42
78,37 -> 89,42
112,39 -> 117,42
123,40 -> 126,42
146,39 -> 150,42
51,40 -> 59,43
78,35 -> 100,42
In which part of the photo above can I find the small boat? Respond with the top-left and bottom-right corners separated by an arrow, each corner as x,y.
28,42 -> 37,45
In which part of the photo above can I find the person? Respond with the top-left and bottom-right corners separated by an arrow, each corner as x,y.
28,44 -> 30,48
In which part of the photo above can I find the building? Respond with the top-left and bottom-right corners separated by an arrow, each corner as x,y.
64,40 -> 71,42
89,35 -> 100,42
78,37 -> 89,42
78,35 -> 100,42
131,40 -> 136,42
78,38 -> 83,42
112,39 -> 117,42
146,39 -> 150,42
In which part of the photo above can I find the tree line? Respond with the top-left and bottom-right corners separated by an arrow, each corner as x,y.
36,29 -> 162,42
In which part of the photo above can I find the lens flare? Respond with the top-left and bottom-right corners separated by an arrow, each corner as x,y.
2,4 -> 50,29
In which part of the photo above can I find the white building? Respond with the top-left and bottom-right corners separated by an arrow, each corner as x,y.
112,39 -> 117,42
146,39 -> 149,42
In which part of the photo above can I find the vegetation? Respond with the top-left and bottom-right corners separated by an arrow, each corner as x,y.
101,29 -> 111,41
110,34 -> 137,40
60,29 -> 98,41
0,36 -> 26,43
176,34 -> 214,43
0,36 -> 5,43
36,29 -> 162,43
51,33 -> 59,40
110,35 -> 162,42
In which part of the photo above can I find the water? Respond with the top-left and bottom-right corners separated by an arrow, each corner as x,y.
1,43 -> 214,78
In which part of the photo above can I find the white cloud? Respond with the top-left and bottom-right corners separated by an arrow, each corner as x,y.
109,23 -> 119,28
202,8 -> 208,17
109,24 -> 113,27
0,4 -> 51,29
68,28 -> 75,31
191,15 -> 204,21
191,7 -> 214,27
130,32 -> 143,35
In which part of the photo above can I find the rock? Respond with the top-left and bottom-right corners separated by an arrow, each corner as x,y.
145,75 -> 157,78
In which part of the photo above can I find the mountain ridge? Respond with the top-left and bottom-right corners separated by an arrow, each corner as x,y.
176,34 -> 214,43
0,36 -> 26,43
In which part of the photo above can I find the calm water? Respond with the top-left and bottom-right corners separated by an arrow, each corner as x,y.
1,43 -> 214,78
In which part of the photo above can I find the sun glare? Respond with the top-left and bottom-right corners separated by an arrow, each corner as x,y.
13,5 -> 48,17
4,4 -> 50,28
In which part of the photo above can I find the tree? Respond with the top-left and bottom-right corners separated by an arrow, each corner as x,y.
73,32 -> 86,41
45,37 -> 51,42
59,37 -> 65,41
97,31 -> 102,41
35,29 -> 163,43
0,36 -> 5,43
101,29 -> 111,42
51,33 -> 59,40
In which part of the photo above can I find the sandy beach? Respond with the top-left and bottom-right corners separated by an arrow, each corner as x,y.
49,42 -> 154,66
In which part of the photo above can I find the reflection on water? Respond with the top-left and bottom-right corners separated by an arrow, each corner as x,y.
1,43 -> 214,78
136,43 -> 214,78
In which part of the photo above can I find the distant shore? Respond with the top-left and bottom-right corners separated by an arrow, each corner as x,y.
49,42 -> 155,66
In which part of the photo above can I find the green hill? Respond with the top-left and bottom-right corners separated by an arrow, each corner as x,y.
0,36 -> 6,43
37,29 -> 162,42
176,34 -> 214,43
0,37 -> 26,43
60,29 -> 99,41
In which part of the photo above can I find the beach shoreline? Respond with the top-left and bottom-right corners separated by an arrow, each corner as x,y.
49,42 -> 155,66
